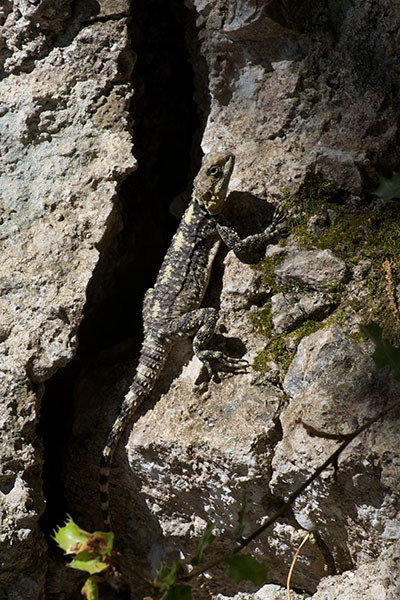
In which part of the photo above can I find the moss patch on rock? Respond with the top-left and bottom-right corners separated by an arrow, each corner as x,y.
251,174 -> 400,376
253,319 -> 322,373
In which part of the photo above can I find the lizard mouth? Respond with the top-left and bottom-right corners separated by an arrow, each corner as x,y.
203,191 -> 221,214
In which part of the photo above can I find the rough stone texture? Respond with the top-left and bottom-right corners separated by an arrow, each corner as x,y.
310,542 -> 400,600
117,264 -> 400,599
271,291 -> 336,334
272,326 -> 400,577
194,0 -> 400,197
93,1 -> 399,597
3,1 -> 400,599
113,1 -> 400,598
212,540 -> 400,600
274,250 -> 347,290
118,255 -> 331,595
0,1 -> 134,597
214,585 -> 307,600
221,253 -> 271,311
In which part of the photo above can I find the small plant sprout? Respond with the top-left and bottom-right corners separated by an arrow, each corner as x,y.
53,516 -> 114,600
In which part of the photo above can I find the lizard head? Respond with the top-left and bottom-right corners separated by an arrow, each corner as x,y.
193,151 -> 235,215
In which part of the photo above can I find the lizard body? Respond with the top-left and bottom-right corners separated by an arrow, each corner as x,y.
100,151 -> 278,528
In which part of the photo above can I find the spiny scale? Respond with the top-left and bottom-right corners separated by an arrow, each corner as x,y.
99,151 -> 235,529
99,150 -> 280,529
99,336 -> 170,528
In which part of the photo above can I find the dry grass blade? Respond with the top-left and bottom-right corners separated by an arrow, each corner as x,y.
383,260 -> 400,325
286,532 -> 311,600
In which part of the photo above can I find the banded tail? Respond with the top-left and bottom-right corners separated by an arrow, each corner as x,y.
99,336 -> 169,529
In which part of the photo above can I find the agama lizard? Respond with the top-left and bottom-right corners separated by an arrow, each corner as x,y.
100,151 -> 280,529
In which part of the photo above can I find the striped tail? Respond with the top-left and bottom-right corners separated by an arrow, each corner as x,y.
99,337 -> 169,530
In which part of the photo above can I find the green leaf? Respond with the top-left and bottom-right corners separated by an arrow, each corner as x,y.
360,322 -> 400,381
53,516 -> 89,554
157,560 -> 182,589
81,576 -> 100,600
53,516 -> 113,562
226,554 -> 268,586
372,172 -> 400,200
191,523 -> 215,566
69,550 -> 108,575
234,492 -> 247,541
161,585 -> 192,600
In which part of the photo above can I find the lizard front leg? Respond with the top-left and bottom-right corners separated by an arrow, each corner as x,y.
214,207 -> 284,263
166,307 -> 248,376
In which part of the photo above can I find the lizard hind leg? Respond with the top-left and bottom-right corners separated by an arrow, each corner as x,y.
167,307 -> 248,377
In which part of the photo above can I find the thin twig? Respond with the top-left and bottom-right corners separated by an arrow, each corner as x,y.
180,396 -> 400,581
300,421 -> 348,440
239,397 -> 399,549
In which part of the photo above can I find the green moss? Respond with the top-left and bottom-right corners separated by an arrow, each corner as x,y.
249,254 -> 284,337
280,174 -> 340,248
250,173 -> 400,375
316,203 -> 400,264
317,213 -> 368,258
254,253 -> 285,288
283,179 -> 400,265
285,178 -> 400,340
252,319 -> 322,373
281,173 -> 339,214
249,299 -> 273,338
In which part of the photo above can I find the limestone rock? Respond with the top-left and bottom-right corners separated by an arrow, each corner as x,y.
272,325 -> 400,575
98,1 -> 400,596
274,250 -> 347,290
213,584 -> 307,600
311,541 -> 400,600
0,1 -> 135,596
3,0 -> 399,598
212,541 -> 400,600
192,1 -> 400,197
271,291 -> 335,333
220,252 -> 270,310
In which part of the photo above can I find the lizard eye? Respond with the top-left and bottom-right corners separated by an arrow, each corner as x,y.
208,165 -> 221,177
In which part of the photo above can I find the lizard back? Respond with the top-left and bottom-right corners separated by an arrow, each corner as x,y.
99,151 -> 235,529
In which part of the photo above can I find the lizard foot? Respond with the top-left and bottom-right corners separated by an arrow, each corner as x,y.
197,349 -> 249,377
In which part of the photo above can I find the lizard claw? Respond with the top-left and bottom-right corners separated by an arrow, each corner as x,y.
272,205 -> 287,226
261,205 -> 288,239
198,349 -> 249,376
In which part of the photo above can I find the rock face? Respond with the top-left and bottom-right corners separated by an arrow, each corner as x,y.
271,290 -> 334,334
274,250 -> 347,289
274,325 -> 400,581
194,0 -> 400,197
2,1 -> 400,600
0,1 -> 134,597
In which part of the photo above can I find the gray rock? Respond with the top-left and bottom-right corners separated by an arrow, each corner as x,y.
0,2 -> 134,595
307,214 -> 328,236
3,0 -> 400,598
311,541 -> 400,599
272,325 -> 400,580
283,324 -> 358,399
213,584 -> 307,600
221,252 -> 270,309
274,250 -> 347,290
265,244 -> 287,259
271,290 -> 335,333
